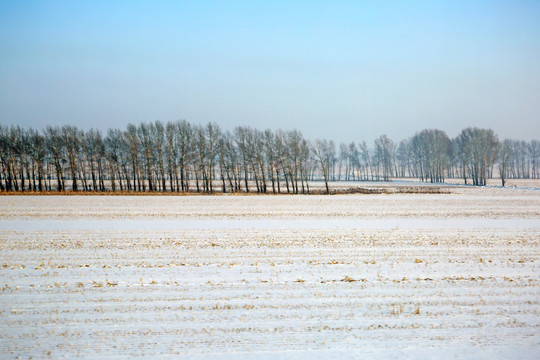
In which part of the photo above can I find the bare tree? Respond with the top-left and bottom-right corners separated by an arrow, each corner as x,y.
83,129 -> 105,191
138,123 -> 155,191
339,143 -> 349,181
396,139 -> 412,178
374,135 -> 394,181
124,124 -> 143,191
62,125 -> 82,191
105,129 -> 126,192
312,139 -> 332,194
0,125 -> 16,191
410,129 -> 450,183
457,128 -> 500,186
44,126 -> 65,191
358,141 -> 373,181
29,128 -> 46,191
234,127 -> 251,192
530,140 -> 540,179
498,140 -> 513,187
152,121 -> 167,192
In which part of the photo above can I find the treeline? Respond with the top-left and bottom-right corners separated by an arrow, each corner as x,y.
0,121 -> 538,194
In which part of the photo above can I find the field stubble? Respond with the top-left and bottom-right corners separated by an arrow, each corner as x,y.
0,186 -> 539,359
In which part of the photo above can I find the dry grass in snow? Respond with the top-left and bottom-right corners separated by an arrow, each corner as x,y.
0,186 -> 539,359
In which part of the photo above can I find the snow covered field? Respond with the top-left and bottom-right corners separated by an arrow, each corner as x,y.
1,186 -> 539,359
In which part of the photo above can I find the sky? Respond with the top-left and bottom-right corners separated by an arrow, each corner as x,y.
1,0 -> 539,144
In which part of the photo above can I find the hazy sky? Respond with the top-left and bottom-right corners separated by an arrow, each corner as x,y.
1,1 -> 539,144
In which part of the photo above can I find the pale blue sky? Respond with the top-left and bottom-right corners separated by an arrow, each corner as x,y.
1,1 -> 539,143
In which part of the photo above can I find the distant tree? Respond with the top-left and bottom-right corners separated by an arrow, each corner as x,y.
152,121 -> 167,192
274,130 -> 287,193
105,129 -> 126,192
176,120 -> 193,192
358,141 -> 373,181
207,123 -> 221,193
124,124 -> 142,191
251,129 -> 267,193
348,142 -> 360,180
234,127 -> 251,193
62,125 -> 81,191
312,139 -> 333,194
396,139 -> 412,178
165,122 -> 178,192
339,143 -> 349,181
12,127 -> 31,191
529,140 -> 540,179
299,136 -> 311,194
44,126 -> 65,191
410,129 -> 450,183
263,129 -> 278,193
0,125 -> 18,191
83,129 -> 105,191
138,123 -> 155,191
28,128 -> 46,191
328,140 -> 337,181
457,128 -> 500,186
374,135 -> 394,181
498,140 -> 513,187
285,130 -> 304,194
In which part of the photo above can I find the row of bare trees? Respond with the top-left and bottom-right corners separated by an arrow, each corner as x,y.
1,122 -> 538,193
0,122 -> 312,194
337,128 -> 539,187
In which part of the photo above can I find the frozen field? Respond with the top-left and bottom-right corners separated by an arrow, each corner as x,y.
0,186 -> 539,359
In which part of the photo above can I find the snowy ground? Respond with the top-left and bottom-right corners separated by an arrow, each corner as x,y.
0,186 -> 539,359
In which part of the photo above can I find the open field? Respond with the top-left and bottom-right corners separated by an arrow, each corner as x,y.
0,184 -> 539,359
